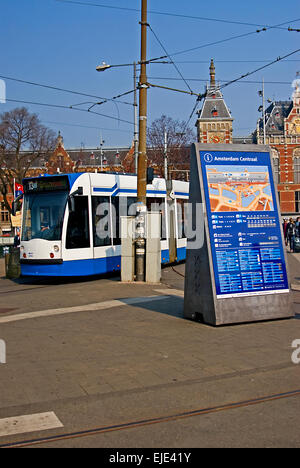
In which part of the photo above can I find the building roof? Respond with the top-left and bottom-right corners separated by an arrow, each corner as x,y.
67,147 -> 128,168
258,101 -> 292,135
196,59 -> 233,123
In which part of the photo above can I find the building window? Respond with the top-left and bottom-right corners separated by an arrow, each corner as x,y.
271,149 -> 280,185
296,191 -> 300,213
294,152 -> 300,184
0,202 -> 9,223
272,158 -> 280,185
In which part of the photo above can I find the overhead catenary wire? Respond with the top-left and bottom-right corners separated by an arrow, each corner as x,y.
55,0 -> 300,31
182,98 -> 201,134
181,47 -> 300,135
156,59 -> 300,64
54,1 -> 300,95
149,19 -> 300,63
0,74 -> 135,107
5,98 -> 135,126
7,47 -> 297,133
220,48 -> 300,91
148,77 -> 296,85
148,24 -> 194,94
148,48 -> 300,125
43,120 -> 132,133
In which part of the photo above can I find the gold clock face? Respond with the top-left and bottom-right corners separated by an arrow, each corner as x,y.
209,133 -> 225,144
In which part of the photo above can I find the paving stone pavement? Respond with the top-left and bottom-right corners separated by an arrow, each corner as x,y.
0,253 -> 299,447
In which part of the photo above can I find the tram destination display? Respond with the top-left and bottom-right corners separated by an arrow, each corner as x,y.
24,176 -> 70,193
184,144 -> 293,326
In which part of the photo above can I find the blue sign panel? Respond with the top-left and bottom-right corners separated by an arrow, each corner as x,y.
200,150 -> 289,299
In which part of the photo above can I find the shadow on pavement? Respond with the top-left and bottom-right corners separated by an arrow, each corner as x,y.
122,295 -> 185,320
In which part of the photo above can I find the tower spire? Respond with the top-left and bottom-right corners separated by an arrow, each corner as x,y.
210,59 -> 216,88
57,131 -> 64,148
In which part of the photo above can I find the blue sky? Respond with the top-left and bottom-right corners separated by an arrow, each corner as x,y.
1,0 -> 299,149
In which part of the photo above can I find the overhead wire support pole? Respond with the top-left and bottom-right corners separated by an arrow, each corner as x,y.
134,62 -> 139,175
135,0 -> 148,282
262,78 -> 266,145
164,131 -> 168,182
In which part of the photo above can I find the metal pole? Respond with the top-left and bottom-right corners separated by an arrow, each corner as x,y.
164,131 -> 168,181
13,178 -> 17,237
135,0 -> 148,282
134,62 -> 139,175
100,133 -> 104,171
262,78 -> 266,145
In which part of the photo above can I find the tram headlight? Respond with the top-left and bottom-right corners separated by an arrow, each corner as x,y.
53,245 -> 60,253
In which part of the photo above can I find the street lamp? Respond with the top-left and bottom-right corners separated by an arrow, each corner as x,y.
96,62 -> 111,72
99,133 -> 105,171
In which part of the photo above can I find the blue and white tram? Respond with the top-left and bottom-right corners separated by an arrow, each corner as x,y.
20,173 -> 189,277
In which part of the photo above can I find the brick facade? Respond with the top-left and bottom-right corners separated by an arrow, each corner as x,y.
255,81 -> 300,214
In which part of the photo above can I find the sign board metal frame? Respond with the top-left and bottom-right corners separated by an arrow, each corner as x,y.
184,144 -> 293,326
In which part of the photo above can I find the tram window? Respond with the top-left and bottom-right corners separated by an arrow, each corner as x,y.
92,196 -> 112,247
176,199 -> 187,239
112,197 -> 138,245
66,196 -> 90,249
40,207 -> 50,227
111,197 -> 120,246
126,197 -> 138,216
22,192 -> 68,241
147,197 -> 166,240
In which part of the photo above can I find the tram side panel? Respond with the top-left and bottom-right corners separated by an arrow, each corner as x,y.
20,173 -> 188,277
173,180 -> 189,263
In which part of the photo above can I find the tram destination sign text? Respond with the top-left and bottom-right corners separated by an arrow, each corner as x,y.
24,176 -> 70,193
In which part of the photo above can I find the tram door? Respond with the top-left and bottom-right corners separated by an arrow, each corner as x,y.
66,196 -> 91,250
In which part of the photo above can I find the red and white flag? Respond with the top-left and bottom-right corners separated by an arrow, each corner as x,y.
15,182 -> 24,197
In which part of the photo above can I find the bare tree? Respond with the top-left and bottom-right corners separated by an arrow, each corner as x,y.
147,115 -> 195,174
0,107 -> 56,213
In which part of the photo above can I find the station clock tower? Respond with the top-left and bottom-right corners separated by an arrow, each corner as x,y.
196,60 -> 233,144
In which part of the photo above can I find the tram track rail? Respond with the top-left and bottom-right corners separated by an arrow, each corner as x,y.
1,388 -> 300,448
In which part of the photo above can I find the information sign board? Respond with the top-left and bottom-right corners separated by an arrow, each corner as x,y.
184,144 -> 293,326
200,149 -> 289,299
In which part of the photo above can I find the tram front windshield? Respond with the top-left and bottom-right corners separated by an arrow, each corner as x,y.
22,191 -> 68,241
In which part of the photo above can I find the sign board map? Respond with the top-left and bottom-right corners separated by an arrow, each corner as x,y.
200,150 -> 289,299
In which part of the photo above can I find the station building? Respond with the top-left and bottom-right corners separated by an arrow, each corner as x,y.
196,60 -> 300,216
253,82 -> 300,215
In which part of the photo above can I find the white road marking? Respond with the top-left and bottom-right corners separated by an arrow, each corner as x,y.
0,412 -> 63,438
0,295 -> 172,324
